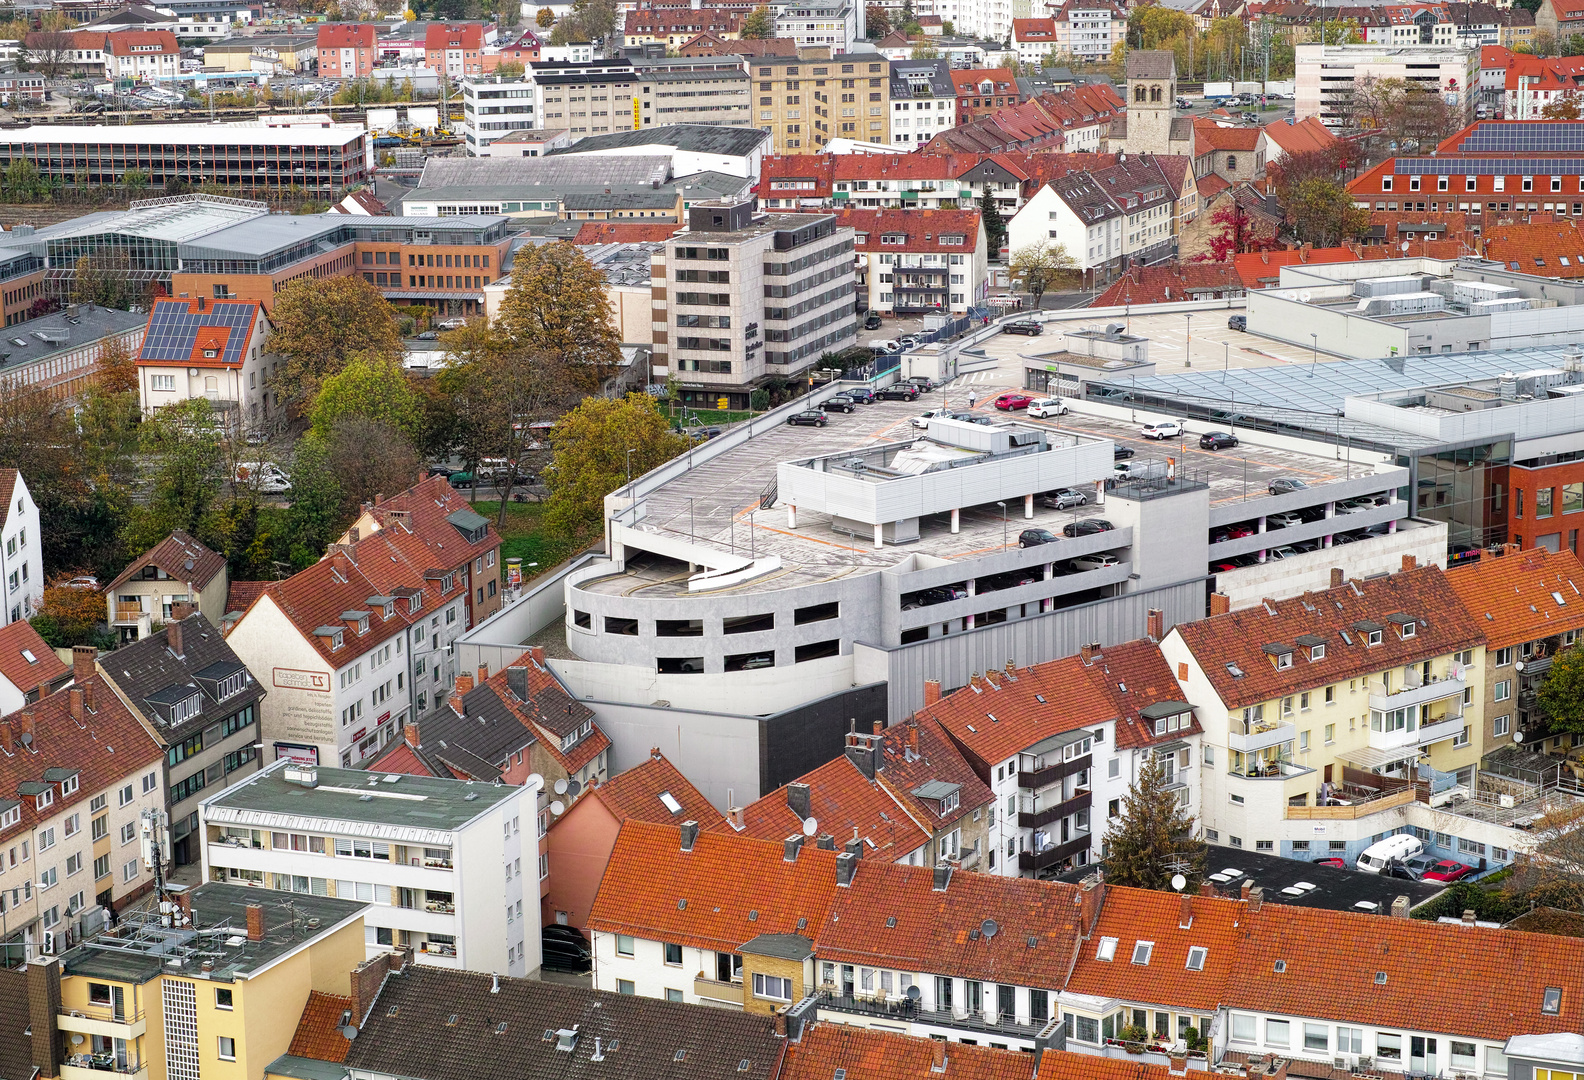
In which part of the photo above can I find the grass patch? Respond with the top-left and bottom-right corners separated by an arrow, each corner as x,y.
668,407 -> 756,426
468,500 -> 589,581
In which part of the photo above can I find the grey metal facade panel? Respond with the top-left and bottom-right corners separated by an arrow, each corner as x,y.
876,578 -> 1208,722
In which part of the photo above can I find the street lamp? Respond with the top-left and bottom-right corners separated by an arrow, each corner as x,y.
1223,340 -> 1230,379
996,501 -> 1007,549
1184,313 -> 1193,367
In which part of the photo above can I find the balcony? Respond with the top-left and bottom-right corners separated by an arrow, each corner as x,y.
1019,754 -> 1091,790
60,1005 -> 145,1040
693,977 -> 744,1007
1368,674 -> 1466,714
819,994 -> 1045,1041
1416,714 -> 1467,747
1286,786 -> 1416,820
1018,790 -> 1092,829
111,603 -> 146,625
62,1061 -> 146,1080
1229,760 -> 1314,781
1227,720 -> 1295,754
1017,832 -> 1092,874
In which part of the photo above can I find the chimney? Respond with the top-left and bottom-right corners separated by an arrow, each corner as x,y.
14,709 -> 32,741
836,851 -> 857,887
25,954 -> 61,1080
728,805 -> 744,829
1146,608 -> 1164,642
784,835 -> 805,862
844,838 -> 863,857
1391,895 -> 1410,919
1178,891 -> 1194,929
1299,241 -> 1312,263
786,781 -> 811,820
245,903 -> 265,942
774,1013 -> 787,1038
1079,643 -> 1097,665
72,645 -> 95,685
390,946 -> 412,972
680,820 -> 700,851
528,645 -> 548,666
924,679 -> 941,705
1168,1053 -> 1189,1076
450,673 -> 473,716
478,663 -> 490,685
1401,553 -> 1417,572
1248,886 -> 1263,914
930,1039 -> 948,1074
1462,908 -> 1478,925
845,736 -> 879,780
907,721 -> 918,756
0,719 -> 11,754
167,616 -> 183,658
1330,567 -> 1345,588
69,687 -> 84,724
173,885 -> 192,926
350,953 -> 392,1028
650,746 -> 662,761
1199,881 -> 1215,897
1078,872 -> 1105,935
932,864 -> 952,891
1240,878 -> 1252,901
1502,542 -> 1520,557
1209,592 -> 1231,615
404,722 -> 420,748
811,833 -> 833,851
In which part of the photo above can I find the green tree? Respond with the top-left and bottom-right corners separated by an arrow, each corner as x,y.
941,18 -> 954,33
536,5 -> 553,25
495,59 -> 525,77
310,353 -> 423,442
124,398 -> 226,554
71,251 -> 148,311
495,241 -> 623,393
910,41 -> 939,58
544,394 -> 689,539
740,3 -> 773,38
570,0 -> 616,40
1540,644 -> 1584,736
1284,177 -> 1370,247
1008,240 -> 1076,307
284,433 -> 344,568
267,275 -> 403,409
978,189 -> 1006,260
1104,756 -> 1206,891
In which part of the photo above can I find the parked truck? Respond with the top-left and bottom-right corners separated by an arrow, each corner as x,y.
1204,81 -> 1233,100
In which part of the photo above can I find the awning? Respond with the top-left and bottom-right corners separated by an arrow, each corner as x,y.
1339,744 -> 1422,771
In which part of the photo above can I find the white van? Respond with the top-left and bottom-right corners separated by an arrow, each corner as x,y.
1356,834 -> 1424,874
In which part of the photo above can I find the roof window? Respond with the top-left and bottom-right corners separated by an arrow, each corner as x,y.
1131,941 -> 1153,965
1374,971 -> 1388,985
1186,946 -> 1207,971
1273,960 -> 1287,973
1096,936 -> 1118,961
1544,986 -> 1563,1014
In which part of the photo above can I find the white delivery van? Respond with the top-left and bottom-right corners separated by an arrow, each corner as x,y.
1356,834 -> 1424,873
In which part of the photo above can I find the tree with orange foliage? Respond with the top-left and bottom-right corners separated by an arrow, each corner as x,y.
95,335 -> 137,394
30,583 -> 106,647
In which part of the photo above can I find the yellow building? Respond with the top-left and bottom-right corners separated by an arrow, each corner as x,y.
750,55 -> 890,152
53,883 -> 366,1080
1159,562 -> 1487,861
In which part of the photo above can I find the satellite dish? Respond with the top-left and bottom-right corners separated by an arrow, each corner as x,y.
1401,240 -> 1411,252
906,984 -> 922,1001
981,918 -> 999,939
1171,873 -> 1187,892
19,732 -> 30,745
802,816 -> 818,837
554,778 -> 568,795
1299,290 -> 1312,303
550,799 -> 565,815
566,780 -> 582,798
527,773 -> 545,791
340,1026 -> 358,1040
1515,731 -> 1526,743
71,1035 -> 84,1046
1515,661 -> 1526,672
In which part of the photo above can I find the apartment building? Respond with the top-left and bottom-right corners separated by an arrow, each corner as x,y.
751,54 -> 890,153
1159,561 -> 1486,859
1296,43 -> 1477,129
49,882 -> 367,1080
888,58 -> 957,147
1009,156 -> 1178,282
98,610 -> 265,867
1050,1 -> 1125,62
656,201 -> 856,410
425,22 -> 490,77
200,758 -> 541,975
533,59 -> 641,139
623,6 -> 744,47
1010,18 -> 1059,68
317,23 -> 376,78
637,56 -> 752,128
1446,546 -> 1584,759
0,470 -> 41,628
104,531 -> 230,644
949,67 -> 1021,124
102,30 -> 178,83
133,298 -> 274,438
0,621 -> 71,716
0,648 -> 166,957
840,207 -> 987,315
740,718 -> 993,871
774,0 -> 859,51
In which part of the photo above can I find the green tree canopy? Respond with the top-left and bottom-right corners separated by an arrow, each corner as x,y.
1103,756 -> 1206,891
978,190 -> 1006,260
124,398 -> 226,555
1008,240 -> 1076,306
740,4 -> 773,37
1541,644 -> 1584,736
284,433 -> 344,568
310,353 -> 423,443
544,394 -> 689,539
267,275 -> 403,409
495,241 -> 623,393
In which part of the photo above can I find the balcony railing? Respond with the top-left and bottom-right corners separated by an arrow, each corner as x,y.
1017,832 -> 1092,874
1368,674 -> 1466,713
111,604 -> 145,624
1227,720 -> 1295,754
693,976 -> 744,1004
1018,790 -> 1092,829
1285,786 -> 1416,820
1018,754 -> 1091,790
820,993 -> 1046,1040
1229,760 -> 1315,781
65,1003 -> 142,1025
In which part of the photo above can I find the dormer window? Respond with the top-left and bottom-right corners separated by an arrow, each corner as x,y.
1368,630 -> 1382,646
61,775 -> 78,797
36,789 -> 52,810
408,595 -> 422,614
0,805 -> 17,829
171,693 -> 202,725
939,790 -> 959,815
358,616 -> 369,635
1310,644 -> 1325,661
384,602 -> 395,619
1401,623 -> 1415,638
217,671 -> 246,700
203,348 -> 218,359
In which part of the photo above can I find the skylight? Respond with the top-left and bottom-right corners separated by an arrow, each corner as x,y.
1374,972 -> 1388,985
1096,936 -> 1118,961
1273,960 -> 1287,973
1544,986 -> 1563,1014
20,649 -> 35,664
659,791 -> 683,814
1185,946 -> 1207,971
1131,941 -> 1153,965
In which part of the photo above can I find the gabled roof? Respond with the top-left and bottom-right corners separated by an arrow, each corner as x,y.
1478,219 -> 1584,280
104,529 -> 228,593
286,992 -> 355,1063
1090,261 -> 1246,306
348,475 -> 501,578
425,22 -> 484,49
1079,639 -> 1201,750
103,29 -> 177,54
587,748 -> 730,831
814,858 -> 1083,988
1261,115 -> 1338,159
877,715 -> 995,832
1066,888 -> 1241,1011
927,656 -> 1117,767
0,620 -> 68,697
0,471 -> 16,520
1172,564 -> 1485,710
1011,17 -> 1057,38
225,580 -> 270,614
316,22 -> 376,47
840,208 -> 983,253
246,553 -> 415,668
782,1024 -> 1038,1080
1446,546 -> 1584,649
136,298 -> 262,370
1193,117 -> 1263,155
1231,246 -> 1361,289
741,753 -> 932,859
587,821 -> 840,954
99,613 -> 262,738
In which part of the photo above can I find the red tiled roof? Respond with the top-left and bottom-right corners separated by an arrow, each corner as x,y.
839,208 -> 983,253
1478,219 -> 1584,279
876,715 -> 994,833
104,530 -> 228,593
1011,17 -> 1057,38
425,22 -> 484,49
1262,116 -> 1338,158
1231,246 -> 1361,288
1091,261 -> 1246,307
352,475 -> 501,577
0,621 -> 67,697
680,32 -> 794,54
1194,118 -> 1263,154
104,29 -> 176,54
247,553 -> 417,668
783,1024 -> 1037,1080
573,221 -> 682,244
1171,564 -> 1485,711
1035,1053 -> 1184,1080
316,23 -> 375,48
949,68 -> 1019,97
1066,888 -> 1241,1011
591,749 -> 730,830
0,471 -> 15,519
1080,639 -> 1202,750
287,992 -> 355,1061
741,754 -> 932,859
927,656 -> 1117,768
814,859 -> 1083,987
225,580 -> 269,614
587,821 -> 840,954
366,741 -> 440,778
1446,546 -> 1584,649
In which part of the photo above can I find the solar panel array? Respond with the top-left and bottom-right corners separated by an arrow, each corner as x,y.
1459,121 -> 1584,153
139,301 -> 254,367
1393,157 -> 1584,175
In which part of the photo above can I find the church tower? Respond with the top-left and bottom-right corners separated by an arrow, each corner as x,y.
1119,50 -> 1178,157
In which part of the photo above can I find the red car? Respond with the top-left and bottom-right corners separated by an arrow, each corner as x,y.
994,393 -> 1034,410
1313,857 -> 1346,869
1225,524 -> 1255,539
1422,860 -> 1473,882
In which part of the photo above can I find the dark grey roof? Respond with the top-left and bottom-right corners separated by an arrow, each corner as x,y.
1139,700 -> 1192,719
738,933 -> 814,961
1125,50 -> 1175,79
101,613 -> 263,736
419,681 -> 535,772
340,966 -> 784,1080
0,305 -> 147,383
562,190 -> 679,211
548,124 -> 769,159
910,780 -> 960,800
0,965 -> 36,1080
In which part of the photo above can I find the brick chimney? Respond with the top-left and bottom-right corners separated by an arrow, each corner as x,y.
69,687 -> 84,725
0,719 -> 11,755
449,673 -> 473,716
1168,1052 -> 1189,1076
403,723 -> 420,748
1079,643 -> 1098,665
350,953 -> 392,1027
477,663 -> 490,685
14,709 -> 33,742
786,781 -> 811,820
1199,881 -> 1215,897
1078,872 -> 1106,935
528,645 -> 547,666
728,805 -> 744,830
1247,886 -> 1263,914
245,903 -> 265,942
649,746 -> 662,761
173,886 -> 192,926
1240,878 -> 1252,901
1209,592 -> 1231,615
1401,553 -> 1417,572
1146,608 -> 1164,642
1462,908 -> 1477,925
167,615 -> 184,658
1391,895 -> 1410,919
907,720 -> 918,756
72,645 -> 96,685
1178,891 -> 1194,929
1330,567 -> 1345,588
1502,542 -> 1520,556
170,600 -> 194,622
930,1039 -> 948,1074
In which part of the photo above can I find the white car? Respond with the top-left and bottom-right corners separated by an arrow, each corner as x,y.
1071,552 -> 1121,572
236,462 -> 290,494
1334,498 -> 1372,514
1267,512 -> 1304,528
1027,397 -> 1068,418
1141,421 -> 1184,440
911,407 -> 954,429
